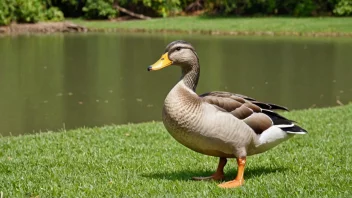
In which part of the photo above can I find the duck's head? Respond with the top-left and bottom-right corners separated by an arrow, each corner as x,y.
148,40 -> 199,72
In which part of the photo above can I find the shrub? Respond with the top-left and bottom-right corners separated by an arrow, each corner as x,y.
116,0 -> 184,17
14,0 -> 45,23
1,0 -> 351,26
82,0 -> 117,19
0,0 -> 65,25
0,0 -> 16,25
44,7 -> 64,21
140,0 -> 182,17
334,0 -> 352,15
202,0 -> 349,16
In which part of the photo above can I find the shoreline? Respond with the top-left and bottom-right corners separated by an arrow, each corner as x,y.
1,20 -> 352,38
87,27 -> 352,37
0,22 -> 87,35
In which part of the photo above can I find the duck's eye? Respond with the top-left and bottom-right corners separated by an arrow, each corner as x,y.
176,47 -> 181,51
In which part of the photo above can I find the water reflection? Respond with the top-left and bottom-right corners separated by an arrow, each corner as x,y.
0,33 -> 351,136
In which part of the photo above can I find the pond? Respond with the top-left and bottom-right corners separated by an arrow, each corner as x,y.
0,33 -> 351,136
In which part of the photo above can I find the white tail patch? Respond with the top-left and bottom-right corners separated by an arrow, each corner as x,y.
254,126 -> 294,154
275,124 -> 294,128
286,131 -> 307,134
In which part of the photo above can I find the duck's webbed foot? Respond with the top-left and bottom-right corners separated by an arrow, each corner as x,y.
218,157 -> 246,188
192,157 -> 227,181
218,178 -> 244,188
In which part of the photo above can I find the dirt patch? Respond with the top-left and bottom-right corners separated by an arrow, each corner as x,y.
0,22 -> 87,35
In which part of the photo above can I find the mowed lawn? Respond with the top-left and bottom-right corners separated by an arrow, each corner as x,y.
0,104 -> 351,197
73,16 -> 352,35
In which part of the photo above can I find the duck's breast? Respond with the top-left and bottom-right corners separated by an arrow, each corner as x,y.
162,98 -> 256,157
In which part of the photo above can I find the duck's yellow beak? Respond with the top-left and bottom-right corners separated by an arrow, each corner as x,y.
147,53 -> 173,71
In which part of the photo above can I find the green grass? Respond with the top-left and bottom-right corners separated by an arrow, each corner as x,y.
72,16 -> 352,35
1,104 -> 352,197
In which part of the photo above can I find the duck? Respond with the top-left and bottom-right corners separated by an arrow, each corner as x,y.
147,40 -> 307,188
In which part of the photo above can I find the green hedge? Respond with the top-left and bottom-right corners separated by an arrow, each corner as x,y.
1,0 -> 351,26
0,0 -> 15,25
0,0 -> 64,25
334,0 -> 352,15
205,0 -> 352,16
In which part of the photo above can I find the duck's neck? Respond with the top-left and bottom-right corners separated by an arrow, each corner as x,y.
180,63 -> 200,92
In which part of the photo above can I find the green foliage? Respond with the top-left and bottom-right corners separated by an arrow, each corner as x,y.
0,0 -> 65,25
45,7 -> 64,21
116,0 -> 183,17
291,0 -> 317,16
82,0 -> 117,19
204,0 -> 237,15
141,0 -> 182,17
14,0 -> 45,23
1,0 -> 352,25
0,0 -> 16,25
203,0 -> 344,16
334,0 -> 352,15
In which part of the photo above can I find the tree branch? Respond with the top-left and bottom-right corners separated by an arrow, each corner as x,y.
113,4 -> 151,20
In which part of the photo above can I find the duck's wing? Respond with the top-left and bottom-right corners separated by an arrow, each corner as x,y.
199,91 -> 307,134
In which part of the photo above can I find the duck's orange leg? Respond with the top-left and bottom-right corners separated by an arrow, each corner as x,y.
218,157 -> 246,188
192,157 -> 227,181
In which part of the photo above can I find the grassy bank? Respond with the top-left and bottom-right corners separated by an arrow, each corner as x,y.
72,16 -> 352,37
1,104 -> 352,197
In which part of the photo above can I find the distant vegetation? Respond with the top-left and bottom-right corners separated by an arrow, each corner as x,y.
1,0 -> 352,26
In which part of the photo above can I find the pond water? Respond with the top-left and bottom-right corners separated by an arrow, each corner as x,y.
0,33 -> 351,136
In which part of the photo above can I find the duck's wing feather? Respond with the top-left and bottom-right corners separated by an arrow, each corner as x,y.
199,91 -> 307,134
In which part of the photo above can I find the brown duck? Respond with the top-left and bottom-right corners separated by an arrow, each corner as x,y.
147,40 -> 307,188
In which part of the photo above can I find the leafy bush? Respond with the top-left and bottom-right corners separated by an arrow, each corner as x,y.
204,0 -> 237,15
116,0 -> 184,17
334,0 -> 352,15
1,0 -> 351,26
140,0 -> 182,17
45,7 -> 64,21
82,0 -> 117,19
205,0 -> 352,16
0,0 -> 65,25
0,0 -> 15,25
14,0 -> 45,23
291,0 -> 317,16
